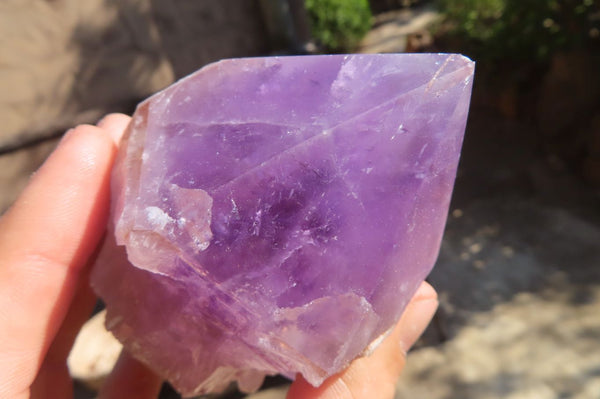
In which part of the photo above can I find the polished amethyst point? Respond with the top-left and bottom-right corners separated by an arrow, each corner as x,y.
92,54 -> 474,396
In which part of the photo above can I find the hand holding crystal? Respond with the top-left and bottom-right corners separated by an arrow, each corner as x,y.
0,114 -> 437,399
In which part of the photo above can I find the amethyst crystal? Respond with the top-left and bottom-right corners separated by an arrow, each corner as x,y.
92,54 -> 474,396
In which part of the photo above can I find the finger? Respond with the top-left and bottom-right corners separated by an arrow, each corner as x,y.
287,282 -> 438,399
29,116 -> 130,399
97,113 -> 131,145
397,281 -> 439,353
30,265 -> 97,399
98,351 -> 163,399
0,120 -> 124,397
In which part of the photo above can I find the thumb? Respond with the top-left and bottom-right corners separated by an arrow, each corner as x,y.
287,282 -> 438,399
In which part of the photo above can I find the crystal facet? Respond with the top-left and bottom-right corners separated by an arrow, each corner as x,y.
91,54 -> 474,396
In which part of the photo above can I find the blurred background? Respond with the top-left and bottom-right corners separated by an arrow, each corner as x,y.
1,0 -> 599,398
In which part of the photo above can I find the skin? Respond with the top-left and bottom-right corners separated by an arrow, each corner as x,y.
0,114 -> 438,399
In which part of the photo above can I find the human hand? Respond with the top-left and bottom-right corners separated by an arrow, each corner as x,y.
286,281 -> 437,399
0,113 -> 438,399
0,114 -> 162,398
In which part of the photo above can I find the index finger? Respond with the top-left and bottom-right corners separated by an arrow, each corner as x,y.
0,114 -> 129,398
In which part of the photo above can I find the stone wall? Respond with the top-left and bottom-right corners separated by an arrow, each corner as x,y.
0,0 -> 268,153
0,0 -> 269,212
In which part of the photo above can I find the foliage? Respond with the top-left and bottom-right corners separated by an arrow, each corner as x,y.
306,0 -> 373,52
436,0 -> 600,61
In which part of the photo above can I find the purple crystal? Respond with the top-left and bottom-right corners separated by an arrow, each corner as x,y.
92,54 -> 474,395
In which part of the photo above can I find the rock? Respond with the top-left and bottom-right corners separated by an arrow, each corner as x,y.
0,0 -> 269,214
91,54 -> 474,396
405,30 -> 434,53
67,310 -> 123,391
0,0 -> 268,153
359,4 -> 440,54
246,386 -> 289,399
0,0 -> 173,152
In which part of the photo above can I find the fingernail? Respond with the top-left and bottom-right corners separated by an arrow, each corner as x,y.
398,298 -> 438,354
